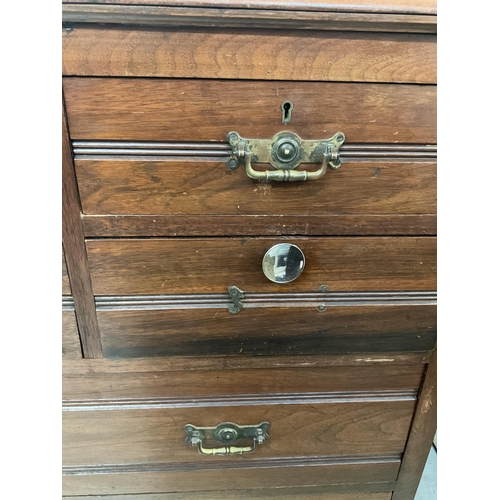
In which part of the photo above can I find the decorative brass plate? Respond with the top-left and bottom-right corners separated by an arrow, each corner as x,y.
185,422 -> 270,456
226,131 -> 345,182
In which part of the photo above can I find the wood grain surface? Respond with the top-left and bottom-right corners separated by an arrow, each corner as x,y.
63,401 -> 414,465
86,237 -> 436,295
83,214 -> 436,237
62,5 -> 436,34
63,358 -> 425,401
63,459 -> 400,495
96,305 -> 436,358
64,491 -> 393,500
62,248 -> 71,295
75,159 -> 436,217
62,27 -> 436,83
61,0 -> 437,15
63,78 -> 436,143
392,348 -> 437,500
62,102 -> 102,358
62,310 -> 82,359
64,491 -> 392,500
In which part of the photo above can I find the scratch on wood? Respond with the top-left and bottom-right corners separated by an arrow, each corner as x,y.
355,358 -> 395,363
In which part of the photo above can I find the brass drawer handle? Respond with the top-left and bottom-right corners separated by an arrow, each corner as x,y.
227,131 -> 345,182
185,422 -> 270,456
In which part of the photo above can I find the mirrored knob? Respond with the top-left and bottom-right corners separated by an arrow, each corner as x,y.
262,243 -> 305,284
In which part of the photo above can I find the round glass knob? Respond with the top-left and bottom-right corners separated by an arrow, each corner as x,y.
262,243 -> 305,284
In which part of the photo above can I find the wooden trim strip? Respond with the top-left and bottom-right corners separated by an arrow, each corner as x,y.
63,389 -> 418,411
392,347 -> 437,500
61,0 -> 437,15
63,453 -> 402,475
62,4 -> 436,33
62,100 -> 102,358
83,214 -> 436,237
63,485 -> 396,500
63,353 -> 431,374
95,291 -> 437,311
60,11 -> 431,32
72,140 -> 437,162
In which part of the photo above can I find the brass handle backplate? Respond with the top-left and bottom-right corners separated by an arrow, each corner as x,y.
226,131 -> 345,182
185,422 -> 270,456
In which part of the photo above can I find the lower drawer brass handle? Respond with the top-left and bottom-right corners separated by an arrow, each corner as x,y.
227,130 -> 345,182
185,422 -> 270,456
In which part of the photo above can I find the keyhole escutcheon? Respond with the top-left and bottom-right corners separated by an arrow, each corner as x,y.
281,100 -> 294,124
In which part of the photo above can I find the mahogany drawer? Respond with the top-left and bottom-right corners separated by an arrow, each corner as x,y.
63,459 -> 400,496
64,492 -> 393,500
62,358 -> 423,495
63,400 -> 415,465
74,158 -> 436,219
95,305 -> 435,359
63,78 -> 436,144
65,77 -> 436,232
86,237 -> 436,295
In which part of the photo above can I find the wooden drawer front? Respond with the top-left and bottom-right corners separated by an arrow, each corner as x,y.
63,358 -> 426,401
64,492 -> 393,500
87,237 -> 435,295
62,358 -> 424,496
63,399 -> 414,466
96,305 -> 435,358
63,78 -> 436,143
75,159 -> 436,217
63,459 -> 399,496
62,25 -> 436,84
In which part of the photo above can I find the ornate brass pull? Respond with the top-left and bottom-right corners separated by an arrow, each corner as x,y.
185,422 -> 270,456
227,131 -> 345,182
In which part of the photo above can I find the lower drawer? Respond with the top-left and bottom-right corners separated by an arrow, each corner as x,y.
63,458 -> 400,496
63,399 -> 415,466
95,304 -> 436,358
64,492 -> 393,500
63,357 -> 426,496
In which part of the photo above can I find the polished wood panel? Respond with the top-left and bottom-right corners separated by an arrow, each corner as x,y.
61,0 -> 437,15
62,5 -> 436,34
62,102 -> 102,358
63,357 -> 426,400
63,459 -> 400,495
62,310 -> 82,359
65,491 -> 393,500
63,78 -> 436,144
63,401 -> 415,465
65,491 -> 392,500
97,305 -> 436,358
87,237 -> 436,295
83,214 -> 436,237
392,348 -> 437,500
62,27 -> 435,84
75,160 -> 436,216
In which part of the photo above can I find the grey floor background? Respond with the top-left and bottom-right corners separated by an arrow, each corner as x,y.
414,446 -> 437,500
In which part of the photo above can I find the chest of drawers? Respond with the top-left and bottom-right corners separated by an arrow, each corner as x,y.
62,2 -> 437,499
